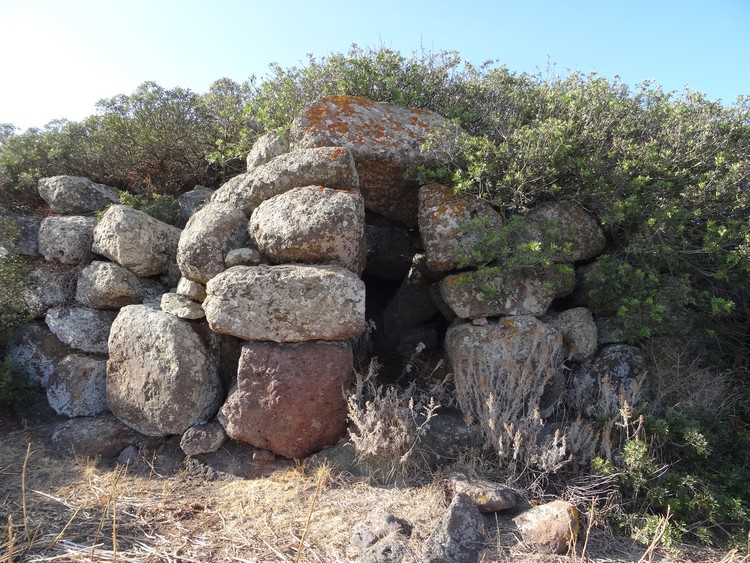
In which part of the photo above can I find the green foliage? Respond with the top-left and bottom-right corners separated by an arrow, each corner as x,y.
0,219 -> 30,335
118,192 -> 181,226
595,408 -> 750,547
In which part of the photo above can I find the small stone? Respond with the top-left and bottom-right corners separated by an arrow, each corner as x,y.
180,422 -> 226,456
423,492 -> 487,563
513,500 -> 579,555
446,471 -> 520,513
176,277 -> 207,302
161,293 -> 205,319
225,247 -> 264,267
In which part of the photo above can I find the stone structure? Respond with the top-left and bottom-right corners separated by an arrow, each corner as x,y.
8,95 -> 615,476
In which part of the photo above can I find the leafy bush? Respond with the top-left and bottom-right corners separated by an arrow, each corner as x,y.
118,192 -> 181,226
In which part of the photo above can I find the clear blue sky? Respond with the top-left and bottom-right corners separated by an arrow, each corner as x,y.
1,0 -> 748,131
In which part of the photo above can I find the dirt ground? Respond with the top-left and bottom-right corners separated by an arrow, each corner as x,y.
1,395 -> 747,562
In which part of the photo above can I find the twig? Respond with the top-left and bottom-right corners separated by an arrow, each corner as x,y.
21,443 -> 31,535
6,515 -> 14,563
578,498 -> 597,562
294,468 -> 324,563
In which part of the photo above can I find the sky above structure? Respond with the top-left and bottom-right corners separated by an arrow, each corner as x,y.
1,0 -> 748,130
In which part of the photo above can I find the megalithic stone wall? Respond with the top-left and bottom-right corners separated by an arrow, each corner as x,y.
4,95 -> 646,464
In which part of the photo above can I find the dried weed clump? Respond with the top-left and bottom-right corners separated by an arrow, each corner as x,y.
346,358 -> 440,483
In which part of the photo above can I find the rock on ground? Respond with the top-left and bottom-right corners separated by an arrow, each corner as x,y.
422,492 -> 487,563
246,131 -> 289,169
106,305 -> 222,436
513,500 -> 579,555
218,339 -> 352,459
5,322 -> 70,387
180,421 -> 227,456
160,293 -> 205,319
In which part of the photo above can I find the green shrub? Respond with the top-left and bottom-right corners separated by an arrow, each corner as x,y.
118,192 -> 181,226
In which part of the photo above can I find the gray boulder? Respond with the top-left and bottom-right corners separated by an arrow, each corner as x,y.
0,213 -> 40,256
45,306 -> 116,354
250,186 -> 365,274
6,322 -> 70,387
75,261 -> 141,309
439,266 -> 576,319
23,260 -> 79,318
218,339 -> 352,459
418,184 -> 503,273
446,471 -> 521,513
246,131 -> 289,169
46,354 -> 108,417
204,265 -> 365,343
445,317 -> 564,430
38,175 -> 120,215
106,305 -> 222,436
38,216 -> 96,264
92,204 -> 181,277
178,185 -> 214,226
224,247 -> 265,267
212,146 -> 359,215
50,413 -> 145,458
547,307 -> 598,362
525,201 -> 606,262
422,493 -> 487,563
177,202 -> 248,284
290,95 -> 462,226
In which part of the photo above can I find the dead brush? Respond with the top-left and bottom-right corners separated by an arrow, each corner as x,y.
347,358 -> 440,483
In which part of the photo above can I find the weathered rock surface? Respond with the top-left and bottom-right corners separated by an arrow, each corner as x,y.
525,201 -> 606,262
178,185 -> 214,226
445,317 -> 564,424
224,247 -> 264,267
38,216 -> 96,264
246,131 -> 289,169
160,292 -> 205,319
6,322 -> 70,387
204,265 -> 365,342
45,306 -> 116,354
0,213 -> 40,256
547,307 -> 598,362
212,147 -> 359,215
418,184 -> 503,272
422,492 -> 487,563
350,506 -> 411,563
106,305 -> 222,436
92,205 -> 181,277
513,500 -> 579,555
176,277 -> 207,302
290,95 -> 462,225
38,175 -> 120,215
218,339 -> 352,459
177,202 -> 248,284
46,354 -> 108,417
568,344 -> 645,415
250,186 -> 365,273
446,471 -> 521,513
50,414 -> 145,458
439,266 -> 576,319
363,224 -> 417,281
180,421 -> 227,456
22,261 -> 79,318
75,261 -> 141,309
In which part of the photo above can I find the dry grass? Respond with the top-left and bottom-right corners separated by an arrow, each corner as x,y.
1,422 -> 748,563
